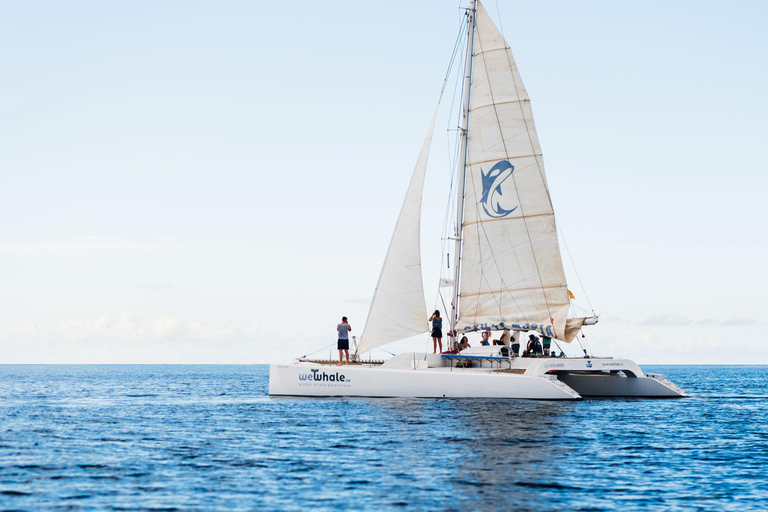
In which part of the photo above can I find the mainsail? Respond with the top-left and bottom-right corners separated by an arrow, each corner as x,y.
357,109 -> 438,354
456,2 -> 577,340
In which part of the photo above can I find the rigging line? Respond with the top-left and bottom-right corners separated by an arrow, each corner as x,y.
375,346 -> 396,357
495,16 -> 555,216
575,332 -> 587,356
492,8 -> 560,225
449,4 -> 476,338
437,290 -> 451,347
558,224 -> 596,316
466,164 -> 529,324
493,0 -> 506,41
583,332 -> 593,357
568,300 -> 591,355
429,18 -> 468,316
436,136 -> 460,313
445,16 -> 467,164
441,26 -> 466,250
441,16 -> 468,98
437,93 -> 462,311
474,14 -> 556,330
301,343 -> 337,359
446,29 -> 466,150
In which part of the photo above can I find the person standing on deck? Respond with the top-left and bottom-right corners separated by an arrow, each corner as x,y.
429,310 -> 443,354
337,316 -> 351,366
509,330 -> 520,357
542,335 -> 552,356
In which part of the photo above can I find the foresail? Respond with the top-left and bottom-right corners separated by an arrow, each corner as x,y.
357,108 -> 438,354
456,2 -> 571,340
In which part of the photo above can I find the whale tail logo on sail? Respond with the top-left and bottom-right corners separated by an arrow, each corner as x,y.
480,160 -> 517,218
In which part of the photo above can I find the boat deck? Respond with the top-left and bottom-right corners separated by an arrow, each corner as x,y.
301,359 -> 385,366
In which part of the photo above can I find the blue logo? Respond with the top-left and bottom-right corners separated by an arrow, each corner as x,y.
299,369 -> 347,383
480,160 -> 517,218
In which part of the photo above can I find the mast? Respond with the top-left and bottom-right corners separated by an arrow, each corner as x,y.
450,0 -> 476,344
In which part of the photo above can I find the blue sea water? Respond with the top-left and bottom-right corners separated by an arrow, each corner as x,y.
1,365 -> 767,511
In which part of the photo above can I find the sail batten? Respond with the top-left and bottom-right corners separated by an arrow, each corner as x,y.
456,1 -> 572,340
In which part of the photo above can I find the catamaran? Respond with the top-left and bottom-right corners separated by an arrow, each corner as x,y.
269,0 -> 686,399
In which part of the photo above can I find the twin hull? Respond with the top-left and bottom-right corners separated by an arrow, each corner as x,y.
268,355 -> 687,400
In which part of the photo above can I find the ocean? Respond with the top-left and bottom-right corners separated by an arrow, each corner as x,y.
1,365 -> 766,511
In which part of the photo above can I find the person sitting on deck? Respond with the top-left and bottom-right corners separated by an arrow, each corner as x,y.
480,330 -> 491,346
527,334 -> 542,356
495,328 -> 511,346
459,336 -> 470,351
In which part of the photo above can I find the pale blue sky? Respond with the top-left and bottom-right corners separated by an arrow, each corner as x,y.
1,1 -> 766,363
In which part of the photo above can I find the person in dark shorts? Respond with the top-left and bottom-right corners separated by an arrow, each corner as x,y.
510,331 -> 520,357
337,316 -> 351,366
429,310 -> 443,353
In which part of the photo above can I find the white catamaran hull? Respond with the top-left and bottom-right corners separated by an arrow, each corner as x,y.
268,353 -> 687,400
269,363 -> 580,400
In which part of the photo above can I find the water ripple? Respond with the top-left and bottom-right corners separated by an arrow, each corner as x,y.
0,365 -> 767,510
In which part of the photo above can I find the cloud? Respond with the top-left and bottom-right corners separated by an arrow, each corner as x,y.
137,283 -> 179,292
642,313 -> 691,326
722,317 -> 755,326
0,312 -> 261,345
693,317 -> 757,326
77,235 -> 124,242
642,315 -> 761,327
0,312 -> 278,363
0,238 -> 183,257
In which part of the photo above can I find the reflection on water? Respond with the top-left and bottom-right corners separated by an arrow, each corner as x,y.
1,365 -> 767,510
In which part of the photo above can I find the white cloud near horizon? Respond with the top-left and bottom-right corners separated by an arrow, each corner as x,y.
642,313 -> 692,326
642,315 -> 760,327
0,312 -> 333,364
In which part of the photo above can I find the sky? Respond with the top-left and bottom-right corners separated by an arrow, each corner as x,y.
1,1 -> 767,364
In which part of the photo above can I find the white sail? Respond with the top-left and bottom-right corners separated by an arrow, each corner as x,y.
357,109 -> 438,354
456,2 -> 572,340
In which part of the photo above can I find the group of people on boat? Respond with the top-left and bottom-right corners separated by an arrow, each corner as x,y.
429,310 -> 565,358
334,311 -> 565,365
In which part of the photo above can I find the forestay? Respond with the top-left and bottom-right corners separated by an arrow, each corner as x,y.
456,2 -> 576,340
357,109 -> 438,354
